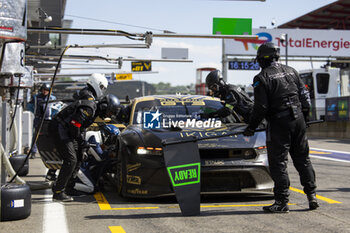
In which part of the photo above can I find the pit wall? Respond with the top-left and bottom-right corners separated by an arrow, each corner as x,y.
307,121 -> 350,139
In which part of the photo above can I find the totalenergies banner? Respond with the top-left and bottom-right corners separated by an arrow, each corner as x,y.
224,28 -> 350,57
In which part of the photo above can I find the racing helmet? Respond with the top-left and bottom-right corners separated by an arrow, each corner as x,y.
256,42 -> 280,63
40,83 -> 51,91
205,70 -> 223,90
97,94 -> 121,118
87,73 -> 108,98
103,124 -> 120,136
101,124 -> 120,145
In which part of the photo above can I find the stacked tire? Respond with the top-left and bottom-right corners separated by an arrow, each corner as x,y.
1,183 -> 31,221
9,154 -> 29,176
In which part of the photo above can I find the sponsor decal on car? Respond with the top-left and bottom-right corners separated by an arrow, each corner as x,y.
126,175 -> 142,185
127,188 -> 149,195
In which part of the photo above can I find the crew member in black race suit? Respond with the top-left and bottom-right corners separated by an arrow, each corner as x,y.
244,42 -> 319,213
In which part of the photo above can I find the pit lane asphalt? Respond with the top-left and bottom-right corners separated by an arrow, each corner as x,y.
1,137 -> 350,233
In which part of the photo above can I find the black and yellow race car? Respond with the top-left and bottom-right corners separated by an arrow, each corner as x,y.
110,95 -> 273,198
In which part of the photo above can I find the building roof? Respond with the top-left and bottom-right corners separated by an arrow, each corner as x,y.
278,0 -> 350,30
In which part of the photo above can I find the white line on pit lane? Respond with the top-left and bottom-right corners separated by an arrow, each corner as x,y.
310,155 -> 350,163
43,189 -> 69,233
310,147 -> 350,163
311,147 -> 350,154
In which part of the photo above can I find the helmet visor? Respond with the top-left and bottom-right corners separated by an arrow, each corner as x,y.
208,83 -> 219,92
100,83 -> 107,93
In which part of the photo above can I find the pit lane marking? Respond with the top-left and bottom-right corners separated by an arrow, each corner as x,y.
93,192 -> 296,210
109,226 -> 126,233
43,190 -> 69,233
290,187 -> 342,204
310,148 -> 350,163
94,192 -> 159,210
199,203 -> 296,208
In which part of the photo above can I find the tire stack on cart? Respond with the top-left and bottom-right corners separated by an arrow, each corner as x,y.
0,0 -> 32,222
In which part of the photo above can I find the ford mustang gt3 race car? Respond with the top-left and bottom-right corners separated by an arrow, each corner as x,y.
109,95 -> 273,198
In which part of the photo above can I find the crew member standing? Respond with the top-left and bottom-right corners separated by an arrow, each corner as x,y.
27,83 -> 58,181
243,42 -> 319,213
27,83 -> 56,158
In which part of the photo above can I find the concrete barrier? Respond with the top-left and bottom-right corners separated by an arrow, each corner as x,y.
307,121 -> 350,139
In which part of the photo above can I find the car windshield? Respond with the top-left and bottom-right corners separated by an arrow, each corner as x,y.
132,98 -> 238,125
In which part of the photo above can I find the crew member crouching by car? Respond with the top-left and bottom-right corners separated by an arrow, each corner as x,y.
51,94 -> 121,202
69,124 -> 120,195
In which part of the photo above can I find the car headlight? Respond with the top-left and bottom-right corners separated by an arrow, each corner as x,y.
137,147 -> 163,156
243,149 -> 256,160
255,146 -> 267,156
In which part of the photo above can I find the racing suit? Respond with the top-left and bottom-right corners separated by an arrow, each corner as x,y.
51,99 -> 98,194
73,135 -> 111,194
73,86 -> 96,101
246,62 -> 317,204
211,84 -> 253,123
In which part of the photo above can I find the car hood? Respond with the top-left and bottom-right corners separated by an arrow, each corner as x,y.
139,124 -> 266,149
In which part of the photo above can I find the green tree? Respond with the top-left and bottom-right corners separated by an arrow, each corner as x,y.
152,82 -> 195,95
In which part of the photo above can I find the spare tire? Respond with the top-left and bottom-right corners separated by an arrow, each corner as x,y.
9,154 -> 29,176
1,183 -> 31,221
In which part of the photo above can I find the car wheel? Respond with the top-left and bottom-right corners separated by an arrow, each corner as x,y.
116,144 -> 126,197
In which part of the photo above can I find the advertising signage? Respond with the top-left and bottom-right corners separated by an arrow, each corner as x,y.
326,96 -> 350,121
131,61 -> 152,72
224,28 -> 350,57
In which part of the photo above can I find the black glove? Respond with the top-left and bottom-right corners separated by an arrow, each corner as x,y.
243,127 -> 255,137
79,140 -> 90,160
303,110 -> 310,123
216,107 -> 231,117
79,139 -> 89,149
198,112 -> 210,119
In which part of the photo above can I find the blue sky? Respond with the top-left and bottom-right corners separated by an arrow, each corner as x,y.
63,0 -> 337,86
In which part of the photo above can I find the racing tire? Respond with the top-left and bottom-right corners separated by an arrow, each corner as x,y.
116,143 -> 127,197
115,160 -> 124,197
1,183 -> 31,221
9,154 -> 29,176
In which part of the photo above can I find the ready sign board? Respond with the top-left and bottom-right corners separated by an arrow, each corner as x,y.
224,28 -> 350,57
167,163 -> 200,187
163,140 -> 201,216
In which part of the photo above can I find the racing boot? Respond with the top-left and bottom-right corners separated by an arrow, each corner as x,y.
65,187 -> 87,197
263,201 -> 289,213
52,191 -> 74,202
307,193 -> 319,210
30,152 -> 36,159
45,169 -> 57,182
